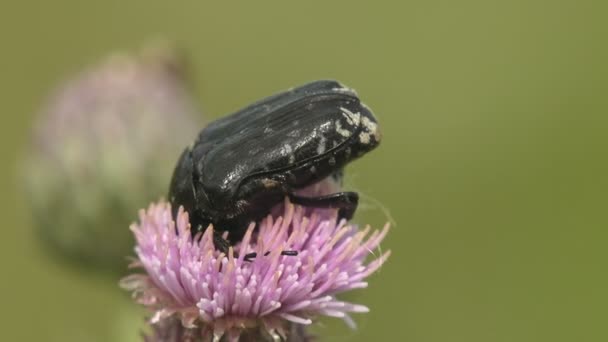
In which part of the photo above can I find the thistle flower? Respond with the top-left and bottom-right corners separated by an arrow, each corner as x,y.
121,199 -> 390,341
22,42 -> 202,273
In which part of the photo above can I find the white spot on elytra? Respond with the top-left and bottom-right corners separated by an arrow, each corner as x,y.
249,146 -> 263,155
359,131 -> 371,144
317,136 -> 326,154
289,155 -> 296,164
328,157 -> 336,165
342,113 -> 353,125
281,144 -> 293,155
310,166 -> 317,174
340,107 -> 361,126
335,120 -> 352,138
332,85 -> 358,95
361,116 -> 378,134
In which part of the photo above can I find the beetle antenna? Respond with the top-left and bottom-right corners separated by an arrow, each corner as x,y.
355,191 -> 397,227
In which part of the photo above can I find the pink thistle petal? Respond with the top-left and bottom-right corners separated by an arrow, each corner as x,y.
121,198 -> 390,340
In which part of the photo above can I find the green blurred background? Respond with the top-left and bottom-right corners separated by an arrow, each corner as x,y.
1,1 -> 607,341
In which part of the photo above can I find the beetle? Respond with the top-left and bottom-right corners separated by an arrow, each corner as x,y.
168,80 -> 381,259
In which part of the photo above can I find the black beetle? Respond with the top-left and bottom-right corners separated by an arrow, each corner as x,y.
168,80 -> 381,258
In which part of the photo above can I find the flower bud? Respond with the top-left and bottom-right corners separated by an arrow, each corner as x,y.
23,43 -> 203,274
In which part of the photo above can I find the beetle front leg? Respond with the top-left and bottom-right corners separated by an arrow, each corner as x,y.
243,250 -> 299,262
288,191 -> 359,220
210,227 -> 298,261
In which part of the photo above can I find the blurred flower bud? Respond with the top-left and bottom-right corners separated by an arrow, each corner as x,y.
22,42 -> 203,274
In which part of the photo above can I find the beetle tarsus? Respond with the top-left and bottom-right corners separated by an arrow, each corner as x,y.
208,225 -> 299,261
243,250 -> 299,262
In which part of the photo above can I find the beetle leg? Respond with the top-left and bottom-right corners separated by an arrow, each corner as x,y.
244,250 -> 299,262
208,227 -> 298,261
288,191 -> 359,220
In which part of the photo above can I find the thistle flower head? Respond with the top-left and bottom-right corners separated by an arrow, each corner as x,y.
121,198 -> 390,341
